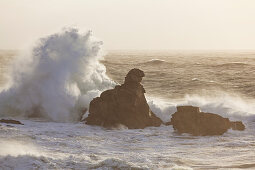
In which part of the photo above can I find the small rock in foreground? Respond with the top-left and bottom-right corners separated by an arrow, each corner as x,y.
0,119 -> 24,125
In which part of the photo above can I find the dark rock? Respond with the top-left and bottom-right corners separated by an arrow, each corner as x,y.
164,121 -> 172,126
170,106 -> 245,136
231,121 -> 245,131
85,68 -> 163,129
0,119 -> 24,125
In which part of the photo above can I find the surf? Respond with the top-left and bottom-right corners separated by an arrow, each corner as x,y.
0,28 -> 114,122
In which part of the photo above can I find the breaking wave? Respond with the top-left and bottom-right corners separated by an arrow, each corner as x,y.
148,93 -> 255,123
139,59 -> 169,66
215,62 -> 250,68
0,28 -> 115,122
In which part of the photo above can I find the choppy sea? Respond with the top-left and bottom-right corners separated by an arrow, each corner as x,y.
0,32 -> 255,169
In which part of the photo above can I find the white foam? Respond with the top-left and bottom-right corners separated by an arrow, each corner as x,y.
147,97 -> 177,122
183,94 -> 255,121
148,93 -> 255,122
0,140 -> 42,157
0,28 -> 115,122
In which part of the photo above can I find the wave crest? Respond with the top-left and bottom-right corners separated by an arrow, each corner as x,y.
139,59 -> 169,66
0,28 -> 115,122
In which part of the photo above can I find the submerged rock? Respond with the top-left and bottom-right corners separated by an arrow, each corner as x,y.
170,106 -> 245,136
0,119 -> 24,125
85,68 -> 163,129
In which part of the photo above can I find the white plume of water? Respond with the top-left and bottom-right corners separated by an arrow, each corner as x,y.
182,93 -> 255,121
147,97 -> 177,122
148,93 -> 255,123
0,28 -> 115,122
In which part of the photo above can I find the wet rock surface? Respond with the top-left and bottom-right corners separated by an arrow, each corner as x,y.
85,68 -> 162,129
170,106 -> 245,136
0,119 -> 24,125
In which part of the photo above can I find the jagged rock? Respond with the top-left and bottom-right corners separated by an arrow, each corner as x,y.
0,119 -> 24,125
170,106 -> 245,136
85,68 -> 163,129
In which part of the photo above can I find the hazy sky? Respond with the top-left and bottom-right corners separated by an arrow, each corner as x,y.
1,0 -> 255,50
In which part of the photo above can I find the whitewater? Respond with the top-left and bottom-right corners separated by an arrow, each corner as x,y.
0,29 -> 255,169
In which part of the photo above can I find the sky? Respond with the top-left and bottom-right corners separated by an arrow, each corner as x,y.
0,0 -> 255,50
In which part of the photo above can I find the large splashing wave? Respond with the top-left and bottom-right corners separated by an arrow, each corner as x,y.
0,28 -> 115,122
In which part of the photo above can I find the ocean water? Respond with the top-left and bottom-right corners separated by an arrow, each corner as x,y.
0,30 -> 255,169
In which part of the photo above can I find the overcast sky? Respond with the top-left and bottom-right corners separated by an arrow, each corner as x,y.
1,0 -> 255,50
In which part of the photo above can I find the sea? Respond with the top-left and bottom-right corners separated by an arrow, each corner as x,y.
0,29 -> 255,169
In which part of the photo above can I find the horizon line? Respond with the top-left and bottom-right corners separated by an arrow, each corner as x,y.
1,49 -> 255,52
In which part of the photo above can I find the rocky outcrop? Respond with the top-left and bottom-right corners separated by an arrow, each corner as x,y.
230,121 -> 245,131
0,119 -> 24,125
170,106 -> 245,136
85,68 -> 163,129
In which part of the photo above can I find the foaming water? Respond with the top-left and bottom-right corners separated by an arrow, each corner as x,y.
0,141 -> 40,157
0,28 -> 114,122
0,120 -> 254,169
183,94 -> 255,121
147,93 -> 255,123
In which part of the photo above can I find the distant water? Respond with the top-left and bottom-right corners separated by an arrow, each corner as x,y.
1,43 -> 255,168
103,51 -> 255,100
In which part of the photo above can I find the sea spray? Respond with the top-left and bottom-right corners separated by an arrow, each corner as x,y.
147,97 -> 177,122
147,93 -> 255,123
0,28 -> 115,122
0,140 -> 43,157
183,93 -> 255,121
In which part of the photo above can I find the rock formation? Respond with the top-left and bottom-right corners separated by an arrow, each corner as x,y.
169,106 -> 245,136
85,68 -> 163,129
0,119 -> 24,125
